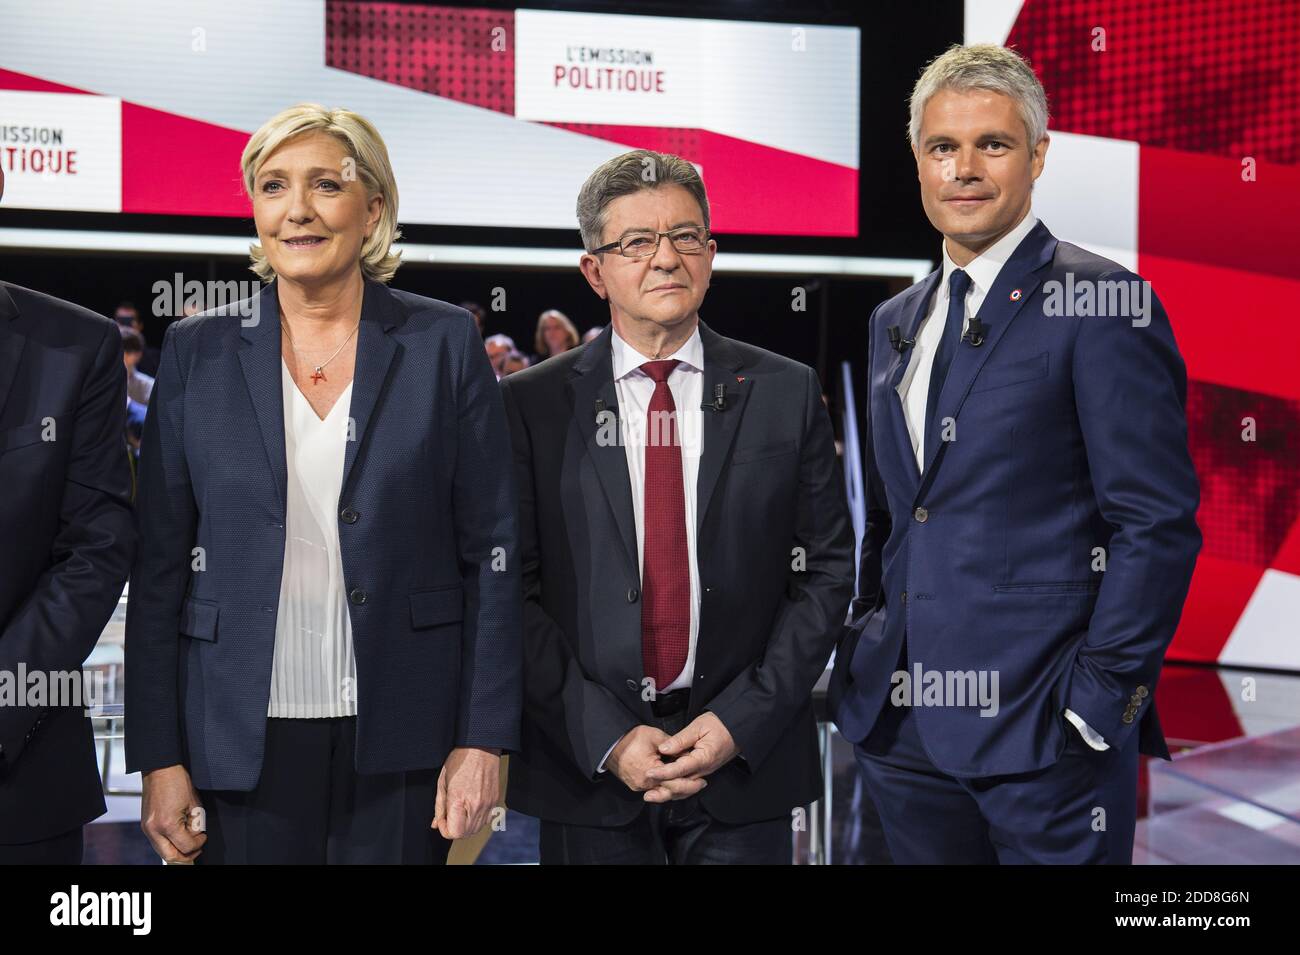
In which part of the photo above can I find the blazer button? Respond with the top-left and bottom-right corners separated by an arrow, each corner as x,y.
1122,712 -> 1136,724
626,679 -> 638,691
1136,685 -> 1149,698
340,507 -> 359,524
627,587 -> 639,603
914,506 -> 928,523
349,588 -> 368,605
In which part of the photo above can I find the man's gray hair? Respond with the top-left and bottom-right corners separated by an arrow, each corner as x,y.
908,44 -> 1049,149
576,150 -> 710,253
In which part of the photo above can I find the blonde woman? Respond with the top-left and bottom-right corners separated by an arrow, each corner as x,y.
531,308 -> 579,362
126,104 -> 520,864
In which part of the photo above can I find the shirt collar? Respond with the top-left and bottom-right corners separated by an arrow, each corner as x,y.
610,323 -> 704,381
940,212 -> 1039,298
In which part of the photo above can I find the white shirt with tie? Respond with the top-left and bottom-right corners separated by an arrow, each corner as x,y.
897,213 -> 1108,752
596,325 -> 705,772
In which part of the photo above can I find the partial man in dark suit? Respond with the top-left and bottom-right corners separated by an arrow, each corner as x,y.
0,164 -> 137,863
828,45 -> 1201,864
502,150 -> 855,864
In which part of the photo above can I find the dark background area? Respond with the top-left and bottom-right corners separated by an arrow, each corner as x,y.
0,0 -> 963,407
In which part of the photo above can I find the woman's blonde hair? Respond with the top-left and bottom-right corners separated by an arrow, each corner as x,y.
534,309 -> 579,357
241,104 -> 402,284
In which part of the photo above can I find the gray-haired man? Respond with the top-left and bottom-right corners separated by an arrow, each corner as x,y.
500,150 -> 854,864
829,45 -> 1199,864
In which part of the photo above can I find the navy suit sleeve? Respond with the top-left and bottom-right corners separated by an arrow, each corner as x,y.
1066,271 -> 1201,748
703,365 -> 856,770
0,319 -> 135,768
499,377 -> 639,779
450,314 -> 523,752
849,302 -> 891,624
124,324 -> 197,774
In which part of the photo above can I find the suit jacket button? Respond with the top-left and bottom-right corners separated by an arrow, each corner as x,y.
1122,712 -> 1136,724
340,507 -> 359,524
1136,685 -> 1149,698
349,589 -> 368,605
626,679 -> 638,691
627,588 -> 639,603
914,506 -> 928,523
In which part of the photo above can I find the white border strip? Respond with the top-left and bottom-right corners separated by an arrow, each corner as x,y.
0,228 -> 933,283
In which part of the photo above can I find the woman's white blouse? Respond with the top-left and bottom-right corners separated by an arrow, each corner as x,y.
267,359 -> 358,718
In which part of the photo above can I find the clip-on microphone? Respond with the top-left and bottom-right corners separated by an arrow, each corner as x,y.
703,383 -> 727,412
887,326 -> 914,353
963,317 -> 987,347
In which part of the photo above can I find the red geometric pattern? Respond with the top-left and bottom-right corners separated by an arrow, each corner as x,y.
326,1 -> 515,115
322,5 -> 857,236
1185,381 -> 1300,568
1005,1 -> 1300,668
1007,0 -> 1300,165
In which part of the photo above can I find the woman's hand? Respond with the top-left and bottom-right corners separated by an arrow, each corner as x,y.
141,764 -> 207,863
432,747 -> 501,840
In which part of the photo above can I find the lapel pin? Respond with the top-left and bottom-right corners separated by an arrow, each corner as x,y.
1009,288 -> 1023,302
736,376 -> 745,383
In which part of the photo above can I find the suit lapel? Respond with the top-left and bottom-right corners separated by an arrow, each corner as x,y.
0,286 -> 26,421
568,326 -> 639,574
341,280 -> 399,494
885,271 -> 942,493
238,279 -> 401,512
917,222 -> 1059,489
696,321 -> 750,534
238,281 -> 288,512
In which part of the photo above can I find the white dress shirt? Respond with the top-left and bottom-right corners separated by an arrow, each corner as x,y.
267,360 -> 359,718
612,325 -> 704,692
897,213 -> 1108,751
596,326 -> 705,772
896,212 -> 1038,471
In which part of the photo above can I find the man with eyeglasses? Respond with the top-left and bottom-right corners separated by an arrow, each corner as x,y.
499,149 -> 854,864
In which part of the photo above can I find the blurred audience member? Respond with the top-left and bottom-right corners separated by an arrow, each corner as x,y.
126,394 -> 147,458
115,301 -> 161,377
120,326 -> 155,405
485,333 -> 515,379
532,309 -> 579,363
460,301 -> 487,338
500,351 -> 530,377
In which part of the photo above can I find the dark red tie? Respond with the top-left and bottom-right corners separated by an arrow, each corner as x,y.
639,359 -> 689,690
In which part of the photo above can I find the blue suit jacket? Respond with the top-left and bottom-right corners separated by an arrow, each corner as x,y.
828,221 -> 1201,776
125,279 -> 521,790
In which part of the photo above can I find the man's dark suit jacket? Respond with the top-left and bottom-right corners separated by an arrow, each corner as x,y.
125,279 -> 521,790
501,321 -> 854,827
0,282 -> 135,843
828,221 -> 1202,777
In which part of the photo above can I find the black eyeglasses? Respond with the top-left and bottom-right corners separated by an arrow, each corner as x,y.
590,227 -> 710,257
